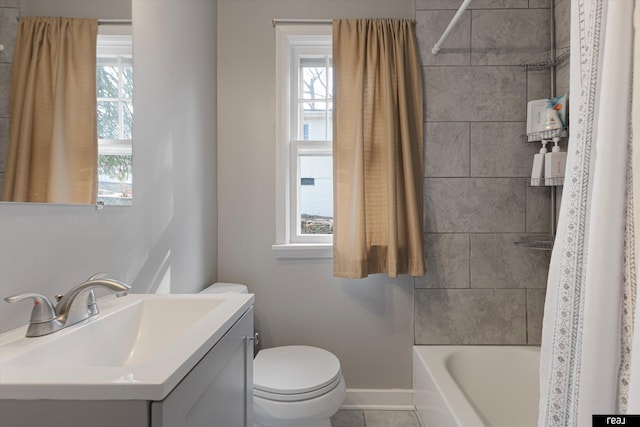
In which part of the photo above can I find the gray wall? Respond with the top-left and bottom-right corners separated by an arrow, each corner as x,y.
217,0 -> 417,390
0,0 -> 219,332
414,0 -> 558,345
555,0 -> 570,96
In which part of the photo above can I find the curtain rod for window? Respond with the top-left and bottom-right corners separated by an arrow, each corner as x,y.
98,19 -> 131,26
431,0 -> 472,54
16,17 -> 131,25
272,19 -> 332,27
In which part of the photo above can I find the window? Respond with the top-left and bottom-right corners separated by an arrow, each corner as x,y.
96,33 -> 133,206
274,25 -> 333,253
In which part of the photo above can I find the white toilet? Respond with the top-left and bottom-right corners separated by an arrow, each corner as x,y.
200,283 -> 346,427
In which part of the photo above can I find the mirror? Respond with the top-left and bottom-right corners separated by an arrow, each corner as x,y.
0,0 -> 133,206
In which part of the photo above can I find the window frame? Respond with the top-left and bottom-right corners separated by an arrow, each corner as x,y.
273,24 -> 333,257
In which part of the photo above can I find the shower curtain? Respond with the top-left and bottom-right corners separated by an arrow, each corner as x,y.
538,0 -> 640,425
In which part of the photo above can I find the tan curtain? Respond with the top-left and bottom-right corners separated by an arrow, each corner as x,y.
332,19 -> 425,279
2,17 -> 98,204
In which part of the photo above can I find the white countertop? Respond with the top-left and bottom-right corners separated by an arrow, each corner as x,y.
0,293 -> 254,401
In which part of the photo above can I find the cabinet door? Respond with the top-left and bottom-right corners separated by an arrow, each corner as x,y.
151,307 -> 254,427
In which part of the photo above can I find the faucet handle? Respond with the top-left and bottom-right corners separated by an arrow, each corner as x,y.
4,293 -> 56,324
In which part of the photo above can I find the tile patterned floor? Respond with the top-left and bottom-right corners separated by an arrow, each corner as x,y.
331,410 -> 421,427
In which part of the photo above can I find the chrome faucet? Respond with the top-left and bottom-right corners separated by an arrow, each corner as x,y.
4,273 -> 131,337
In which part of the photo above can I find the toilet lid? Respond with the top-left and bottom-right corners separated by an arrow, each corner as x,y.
253,346 -> 342,398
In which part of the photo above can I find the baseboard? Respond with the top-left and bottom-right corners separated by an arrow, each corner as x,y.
340,389 -> 415,411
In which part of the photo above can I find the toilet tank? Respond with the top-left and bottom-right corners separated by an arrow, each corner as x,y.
200,283 -> 248,294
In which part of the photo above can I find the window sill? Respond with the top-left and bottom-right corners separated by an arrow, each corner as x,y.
272,243 -> 333,259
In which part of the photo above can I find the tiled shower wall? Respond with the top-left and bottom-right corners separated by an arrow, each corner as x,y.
414,0 -> 570,346
0,0 -> 18,190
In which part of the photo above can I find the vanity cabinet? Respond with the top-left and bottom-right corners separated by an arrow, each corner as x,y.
151,306 -> 254,426
0,306 -> 254,427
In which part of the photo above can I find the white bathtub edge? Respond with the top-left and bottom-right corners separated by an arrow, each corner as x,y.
340,388 -> 414,411
413,345 -> 541,427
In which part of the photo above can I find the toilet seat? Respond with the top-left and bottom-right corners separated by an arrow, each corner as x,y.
253,346 -> 342,402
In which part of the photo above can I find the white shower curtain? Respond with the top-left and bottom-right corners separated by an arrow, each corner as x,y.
538,0 -> 640,425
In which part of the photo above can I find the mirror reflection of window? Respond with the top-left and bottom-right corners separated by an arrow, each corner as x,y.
96,34 -> 133,206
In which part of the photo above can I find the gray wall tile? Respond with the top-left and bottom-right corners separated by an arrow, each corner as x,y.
526,288 -> 546,344
555,185 -> 563,220
417,10 -> 470,66
556,59 -> 570,98
415,289 -> 527,344
529,0 -> 551,8
424,178 -> 526,232
528,69 -> 551,101
0,63 -> 9,118
470,122 -> 536,177
471,9 -> 550,66
0,117 -> 7,172
555,0 -> 570,49
416,0 -> 553,346
425,122 -> 469,177
526,185 -> 552,233
424,66 -> 526,122
470,233 -> 550,288
417,233 -> 470,288
417,0 -> 528,10
0,1 -> 19,8
0,8 -> 18,63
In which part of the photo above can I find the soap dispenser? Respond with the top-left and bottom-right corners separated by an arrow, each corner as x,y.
531,140 -> 548,186
544,137 -> 566,186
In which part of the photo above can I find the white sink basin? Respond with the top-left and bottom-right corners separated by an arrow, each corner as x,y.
0,293 -> 254,401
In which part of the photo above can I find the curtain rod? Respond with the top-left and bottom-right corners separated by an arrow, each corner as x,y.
16,17 -> 131,25
431,0 -> 472,54
272,19 -> 332,27
98,19 -> 131,26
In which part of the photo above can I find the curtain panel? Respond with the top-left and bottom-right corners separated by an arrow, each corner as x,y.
332,19 -> 425,279
2,17 -> 98,204
538,0 -> 640,424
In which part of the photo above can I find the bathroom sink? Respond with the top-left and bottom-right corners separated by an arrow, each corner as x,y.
0,293 -> 254,400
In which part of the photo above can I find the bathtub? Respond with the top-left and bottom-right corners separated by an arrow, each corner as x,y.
413,346 -> 540,427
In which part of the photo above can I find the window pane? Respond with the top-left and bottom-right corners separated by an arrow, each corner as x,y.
97,100 -> 120,139
327,102 -> 333,139
299,153 -> 333,235
97,65 -> 119,98
122,65 -> 133,99
123,101 -> 133,139
301,101 -> 328,140
301,65 -> 328,100
327,59 -> 333,99
98,154 -> 133,206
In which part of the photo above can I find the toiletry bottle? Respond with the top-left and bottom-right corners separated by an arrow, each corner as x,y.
542,100 -> 562,131
531,140 -> 548,186
544,137 -> 566,186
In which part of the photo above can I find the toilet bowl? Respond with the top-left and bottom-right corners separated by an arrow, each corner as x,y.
200,283 -> 346,427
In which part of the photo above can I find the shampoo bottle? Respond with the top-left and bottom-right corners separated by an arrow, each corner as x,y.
531,140 -> 548,186
544,137 -> 566,185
